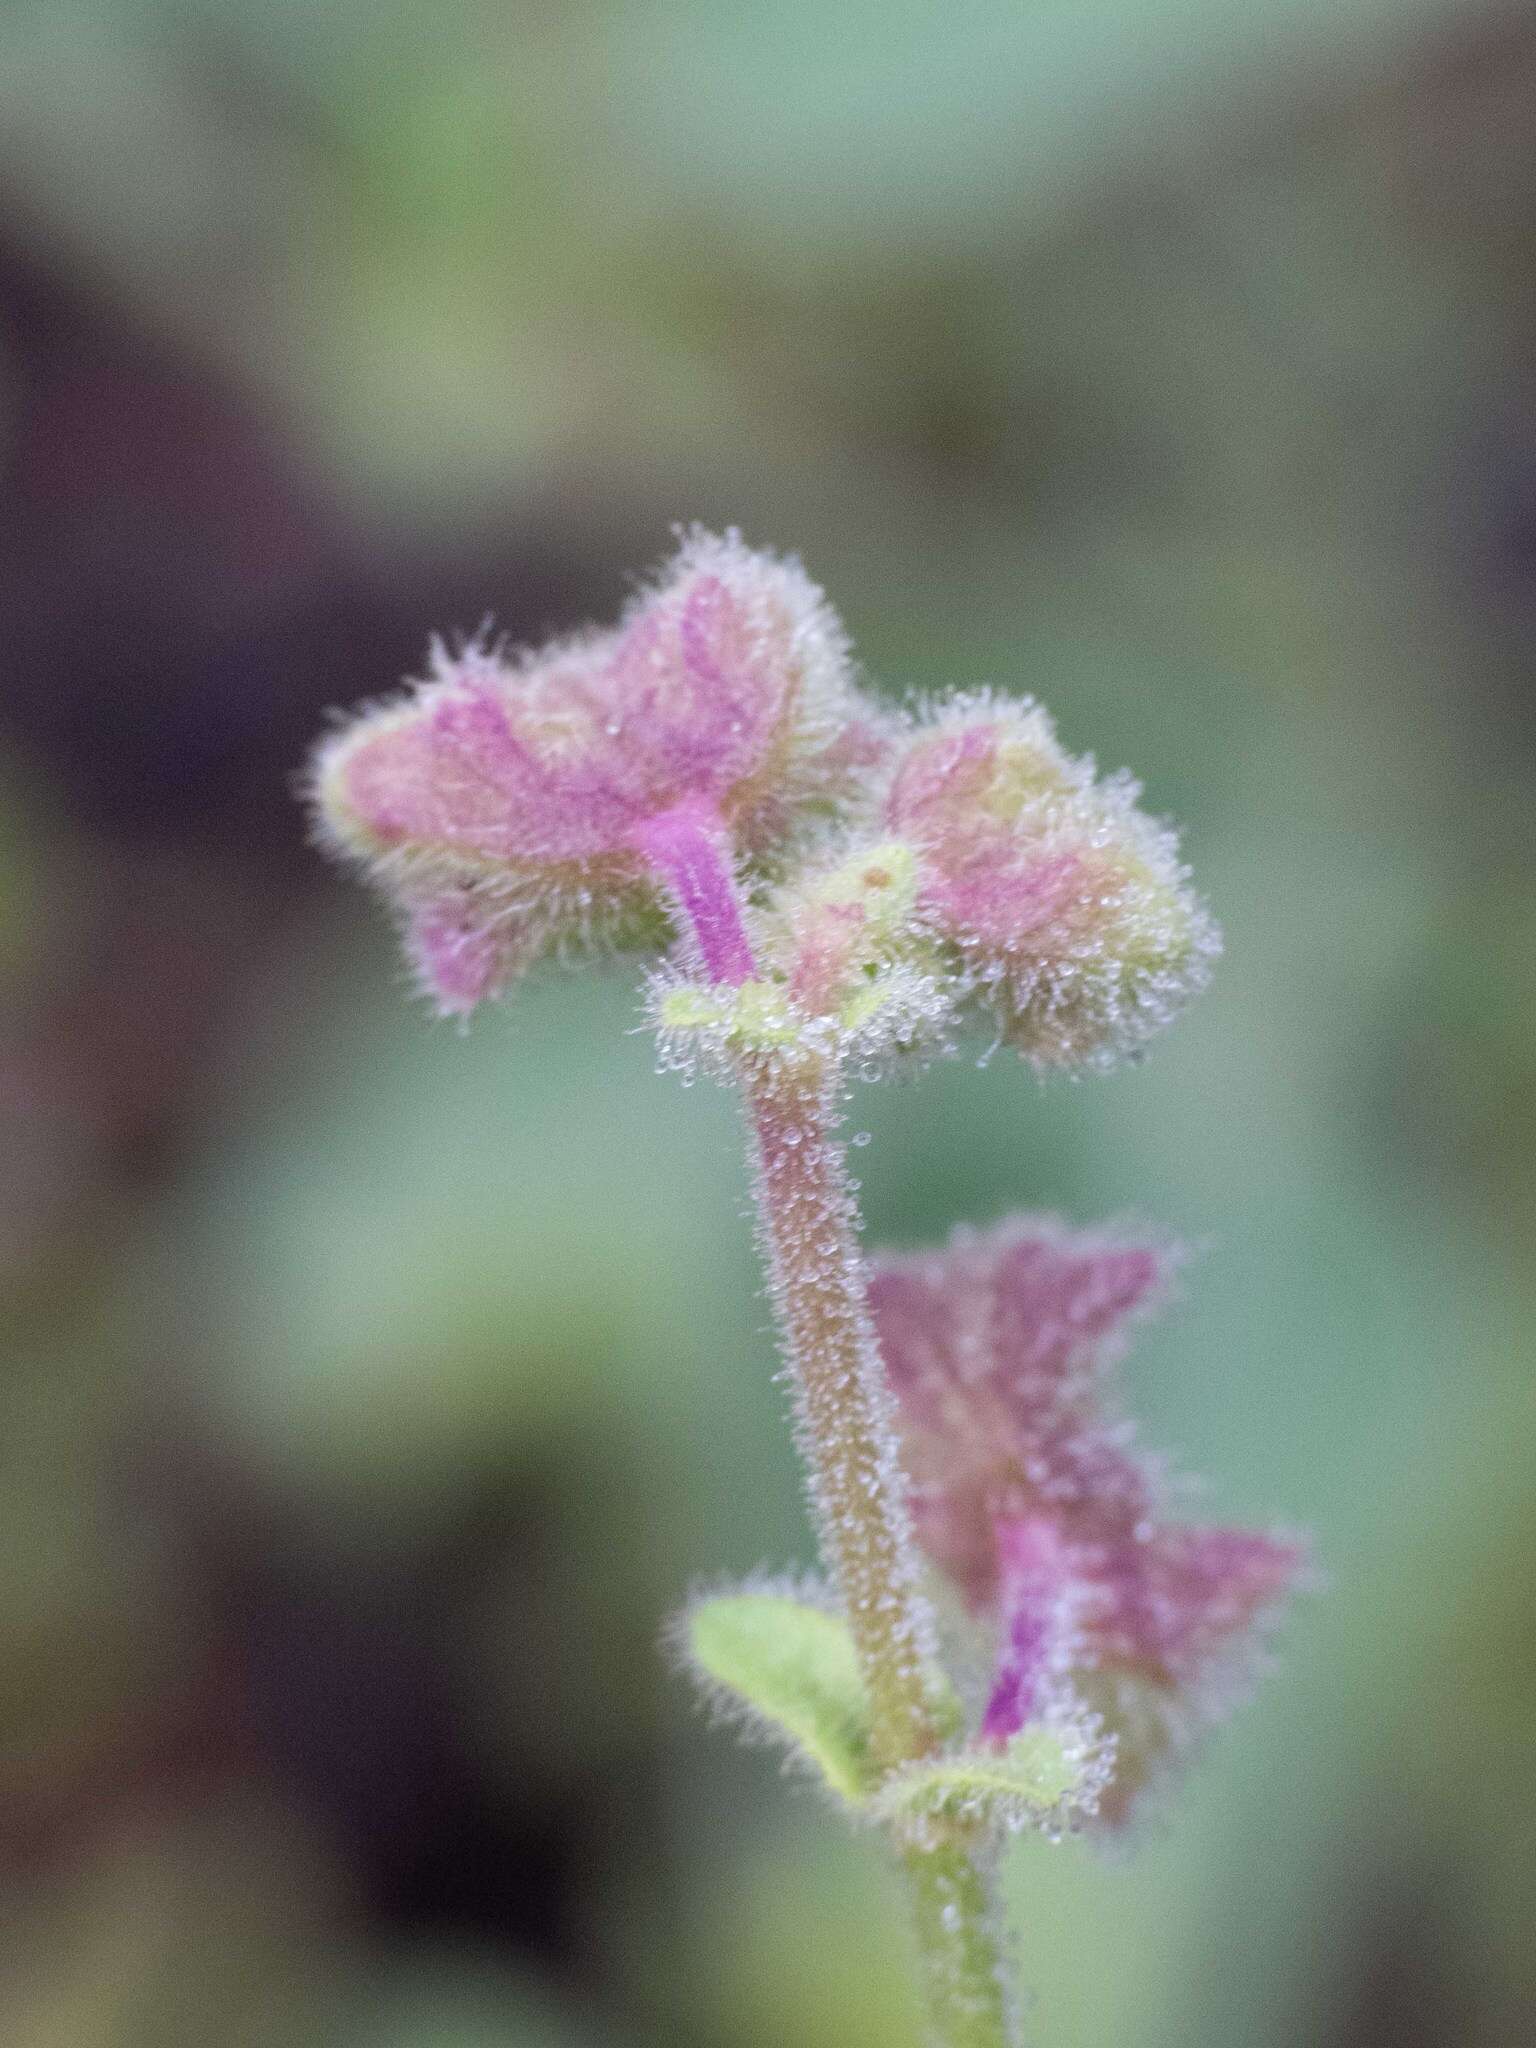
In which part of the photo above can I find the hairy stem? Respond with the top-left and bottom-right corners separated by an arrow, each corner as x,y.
642,822 -> 1019,2048
905,1840 -> 1018,2048
744,1051 -> 940,1767
746,1058 -> 1019,2047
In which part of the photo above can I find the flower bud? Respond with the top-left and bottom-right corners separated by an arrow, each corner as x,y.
648,835 -> 962,1076
775,839 -> 923,1015
310,529 -> 885,1015
883,696 -> 1219,1069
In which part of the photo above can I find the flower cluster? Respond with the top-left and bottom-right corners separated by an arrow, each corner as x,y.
312,529 -> 1215,1071
868,1217 -> 1307,1825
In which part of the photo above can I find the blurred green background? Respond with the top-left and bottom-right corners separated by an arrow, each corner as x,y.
2,2 -> 1534,2044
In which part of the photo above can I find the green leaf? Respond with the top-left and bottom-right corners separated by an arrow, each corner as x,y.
681,1588 -> 877,1804
867,1725 -> 1092,1837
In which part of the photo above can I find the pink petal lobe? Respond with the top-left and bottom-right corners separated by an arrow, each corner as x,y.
1101,1523 -> 1308,1680
404,896 -> 530,1016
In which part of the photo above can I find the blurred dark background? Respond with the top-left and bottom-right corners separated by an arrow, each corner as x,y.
3,4 -> 1535,2044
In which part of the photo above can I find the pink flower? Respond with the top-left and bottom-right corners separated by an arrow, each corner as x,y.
311,529 -> 884,1013
882,699 -> 1219,1069
868,1216 -> 1306,1822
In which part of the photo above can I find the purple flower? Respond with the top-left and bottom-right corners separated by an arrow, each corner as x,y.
882,699 -> 1219,1069
311,529 -> 885,1013
869,1216 -> 1306,1823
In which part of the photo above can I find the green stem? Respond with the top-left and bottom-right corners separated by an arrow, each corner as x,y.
744,1049 -> 940,1770
648,822 -> 1018,2047
743,1054 -> 1020,2048
905,1840 -> 1018,2048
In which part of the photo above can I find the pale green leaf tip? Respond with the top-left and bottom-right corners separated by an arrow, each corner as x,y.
679,1588 -> 877,1804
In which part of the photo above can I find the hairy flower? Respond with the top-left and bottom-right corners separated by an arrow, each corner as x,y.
664,691 -> 1222,1076
868,1216 -> 1305,1823
883,696 -> 1219,1069
311,528 -> 885,1013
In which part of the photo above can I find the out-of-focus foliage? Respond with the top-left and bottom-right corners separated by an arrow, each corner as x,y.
2,1 -> 1535,2044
